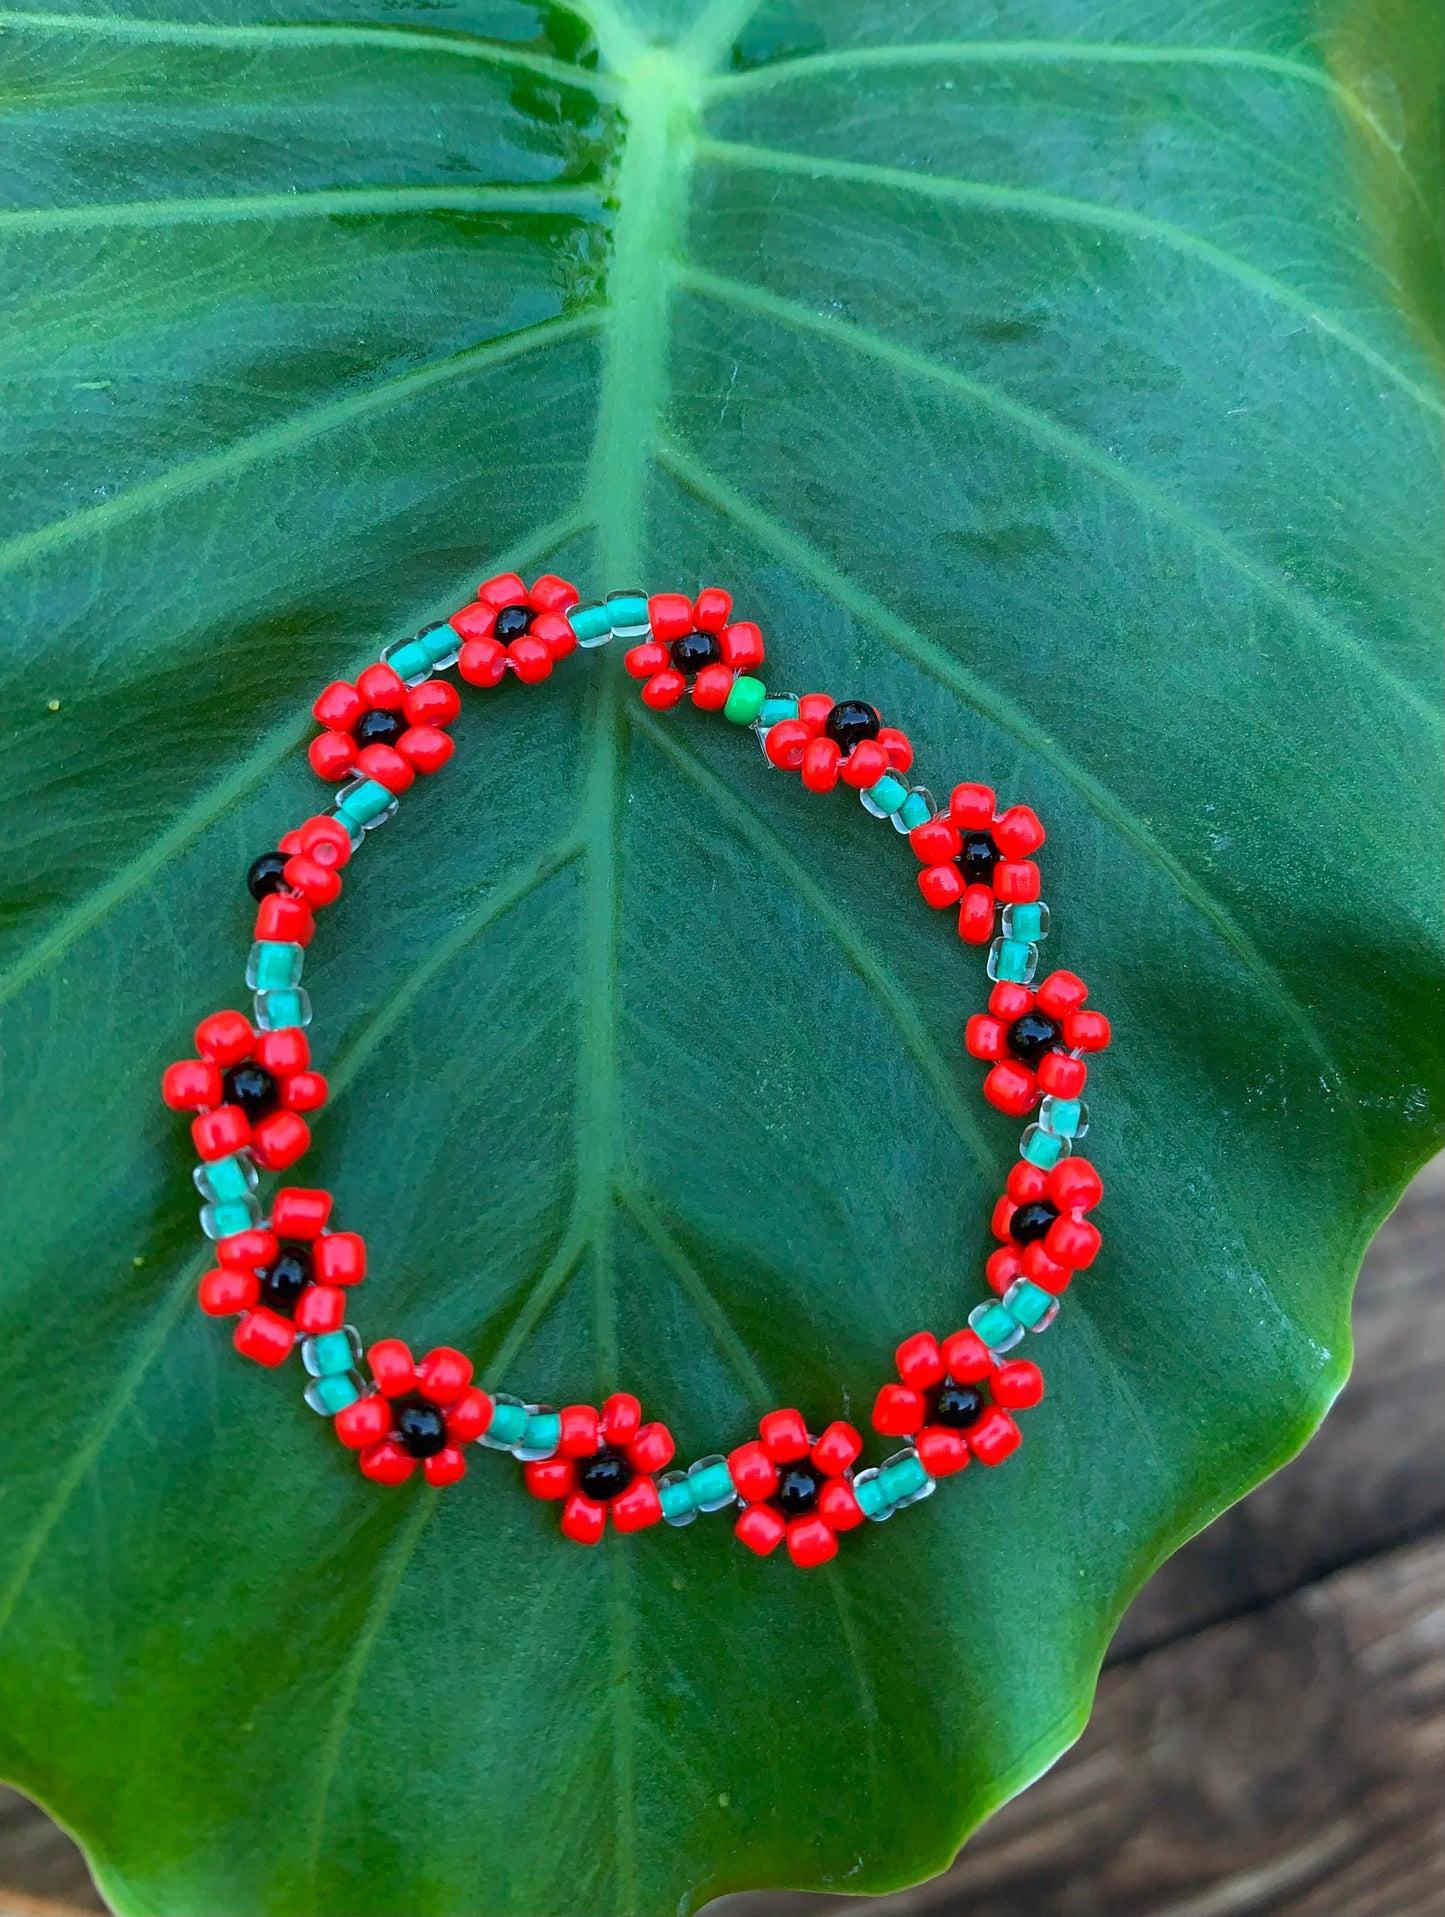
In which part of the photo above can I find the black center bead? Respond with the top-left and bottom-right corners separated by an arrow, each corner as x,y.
246,851 -> 289,901
1010,1200 -> 1060,1245
959,832 -> 1000,884
776,1459 -> 826,1516
494,604 -> 533,642
354,707 -> 406,750
1008,1011 -> 1063,1068
394,1395 -> 449,1459
930,1383 -> 986,1429
222,1062 -> 279,1121
260,1244 -> 313,1312
578,1447 -> 632,1502
671,629 -> 722,675
824,700 -> 881,752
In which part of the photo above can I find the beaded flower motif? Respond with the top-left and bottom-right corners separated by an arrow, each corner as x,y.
523,1392 -> 677,1543
964,969 -> 1112,1116
728,1410 -> 867,1568
163,1010 -> 326,1172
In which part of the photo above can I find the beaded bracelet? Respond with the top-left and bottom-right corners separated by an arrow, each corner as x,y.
160,574 -> 1110,1571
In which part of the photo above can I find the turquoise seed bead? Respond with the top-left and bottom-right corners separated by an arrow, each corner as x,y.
866,773 -> 908,814
248,940 -> 304,991
879,1452 -> 929,1505
1044,1097 -> 1084,1138
1021,1127 -> 1067,1170
759,697 -> 799,727
385,638 -> 433,682
310,1372 -> 361,1414
723,676 -> 767,724
688,1459 -> 734,1508
204,1196 -> 258,1238
1006,902 -> 1046,943
420,623 -> 459,665
486,1400 -> 529,1448
255,987 -> 307,1031
994,938 -> 1035,984
204,1154 -> 253,1203
659,1477 -> 696,1523
606,593 -> 649,634
1003,1278 -> 1057,1329
968,1299 -> 1025,1351
309,1331 -> 354,1376
853,1473 -> 889,1519
338,778 -> 396,827
522,1411 -> 561,1456
898,790 -> 933,831
569,601 -> 613,644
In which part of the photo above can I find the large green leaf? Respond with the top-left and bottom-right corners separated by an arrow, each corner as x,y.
0,0 -> 1439,1911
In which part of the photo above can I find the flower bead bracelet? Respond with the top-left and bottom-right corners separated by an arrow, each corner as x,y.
161,572 -> 1111,1571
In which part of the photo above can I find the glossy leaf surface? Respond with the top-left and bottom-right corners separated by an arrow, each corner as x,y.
0,0 -> 1440,1912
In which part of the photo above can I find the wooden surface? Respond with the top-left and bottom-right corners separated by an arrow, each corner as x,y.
3,1158 -> 1442,1917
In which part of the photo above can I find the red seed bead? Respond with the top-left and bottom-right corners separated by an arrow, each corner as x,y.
764,718 -> 810,769
314,1231 -> 365,1286
1037,1052 -> 1087,1099
355,743 -> 414,793
278,829 -> 303,856
217,1228 -> 278,1270
811,1420 -> 863,1474
940,1328 -> 995,1382
530,573 -> 579,615
625,640 -> 669,678
910,817 -> 961,863
294,1285 -> 346,1334
1050,1158 -> 1103,1212
840,739 -> 888,788
531,612 -> 577,660
477,571 -> 527,609
417,1346 -> 473,1406
993,804 -> 1046,858
992,1196 -> 1018,1241
198,1267 -> 258,1316
949,783 -> 997,830
965,1015 -> 1007,1061
233,1307 -> 295,1366
450,601 -> 496,641
626,1422 -> 676,1475
693,587 -> 732,633
162,1059 -> 222,1111
641,668 -> 686,709
561,1492 -> 607,1545
968,1407 -> 1021,1465
648,592 -> 694,640
313,681 -> 366,732
1007,1161 -> 1050,1204
356,663 -> 406,709
612,1476 -> 663,1532
271,1185 -> 330,1236
335,1395 -> 391,1449
396,725 -> 454,774
872,1383 -> 926,1436
368,1338 -> 416,1398
250,1110 -> 310,1170
990,980 -> 1034,1020
986,1247 -> 1024,1294
759,1408 -> 811,1462
992,1360 -> 1045,1409
877,726 -> 913,771
1023,1243 -> 1072,1292
255,893 -> 314,945
403,679 -> 460,727
525,1457 -> 577,1500
458,636 -> 506,687
896,1331 -> 945,1390
1047,1217 -> 1102,1269
800,737 -> 841,792
558,1405 -> 601,1456
818,1478 -> 865,1531
1066,1009 -> 1111,1052
278,1073 -> 328,1115
994,860 -> 1041,903
691,662 -> 734,710
727,1440 -> 779,1503
734,1503 -> 787,1556
195,1010 -> 253,1067
192,1106 -> 250,1160
507,636 -> 553,684
916,1427 -> 971,1477
282,855 -> 342,907
601,1392 -> 642,1446
424,1447 -> 467,1488
797,693 -> 833,734
984,1060 -> 1041,1116
918,863 -> 963,908
308,732 -> 356,781
298,815 -> 353,868
359,1440 -> 416,1485
719,620 -> 764,670
958,885 -> 997,944
1036,970 -> 1089,1018
786,1515 -> 838,1568
446,1387 -> 494,1444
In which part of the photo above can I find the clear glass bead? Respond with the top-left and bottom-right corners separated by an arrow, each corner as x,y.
1004,1279 -> 1060,1334
1040,1095 -> 1089,1140
334,776 -> 398,832
379,633 -> 434,687
570,601 -> 614,649
253,985 -> 313,1031
304,1369 -> 365,1415
605,589 -> 650,638
880,1448 -> 937,1512
892,786 -> 936,833
658,1470 -> 698,1527
510,1403 -> 557,1461
199,1192 -> 262,1239
192,1153 -> 259,1203
687,1454 -> 738,1513
245,940 -> 304,992
1020,1123 -> 1071,1170
986,936 -> 1039,986
851,1465 -> 893,1523
1002,901 -> 1051,941
301,1327 -> 363,1376
477,1391 -> 529,1451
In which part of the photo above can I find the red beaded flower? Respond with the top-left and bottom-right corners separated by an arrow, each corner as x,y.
623,585 -> 765,712
309,662 -> 460,786
912,782 -> 1047,943
871,1330 -> 1041,1473
454,570 -> 580,687
333,1339 -> 494,1488
728,1409 -> 866,1568
199,1185 -> 368,1367
762,693 -> 913,795
988,1158 -> 1104,1296
523,1392 -> 676,1543
964,969 -> 1111,1115
162,1010 -> 326,1171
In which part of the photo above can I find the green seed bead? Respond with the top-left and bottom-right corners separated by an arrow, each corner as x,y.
606,593 -> 649,635
206,1197 -> 257,1238
337,778 -> 396,827
688,1459 -> 734,1508
387,639 -> 433,682
310,1372 -> 361,1414
898,790 -> 932,831
1004,1278 -> 1058,1330
255,986 -> 307,1031
723,675 -> 767,724
659,1477 -> 696,1523
307,1331 -> 354,1376
420,623 -> 460,665
1043,1097 -> 1084,1138
865,773 -> 908,814
759,697 -> 799,727
486,1400 -> 529,1447
1006,902 -> 1046,943
522,1411 -> 561,1456
968,1298 -> 1025,1352
994,938 -> 1034,984
879,1452 -> 929,1505
1021,1127 -> 1067,1170
569,601 -> 613,645
853,1473 -> 889,1518
204,1154 -> 253,1203
248,940 -> 304,991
